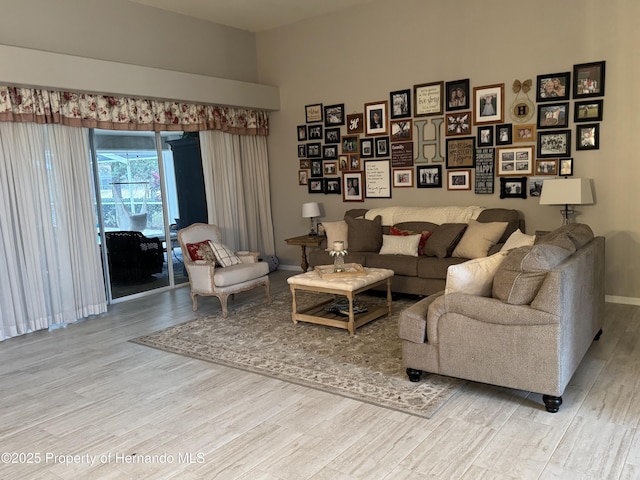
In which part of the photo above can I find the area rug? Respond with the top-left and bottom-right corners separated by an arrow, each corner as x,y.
131,291 -> 464,418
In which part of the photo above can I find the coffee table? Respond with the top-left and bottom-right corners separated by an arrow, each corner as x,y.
287,267 -> 394,336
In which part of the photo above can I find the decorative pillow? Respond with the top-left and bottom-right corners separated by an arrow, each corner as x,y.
345,215 -> 383,252
500,229 -> 536,252
452,220 -> 509,259
445,251 -> 509,297
390,225 -> 432,255
322,220 -> 349,250
186,240 -> 215,262
423,223 -> 467,258
209,242 -> 242,267
379,234 -> 421,256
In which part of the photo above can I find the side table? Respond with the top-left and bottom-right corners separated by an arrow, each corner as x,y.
285,234 -> 325,272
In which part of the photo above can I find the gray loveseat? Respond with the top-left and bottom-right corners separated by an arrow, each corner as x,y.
398,223 -> 605,412
308,206 -> 525,297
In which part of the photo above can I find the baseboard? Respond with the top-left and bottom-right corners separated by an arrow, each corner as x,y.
277,264 -> 303,272
606,295 -> 640,306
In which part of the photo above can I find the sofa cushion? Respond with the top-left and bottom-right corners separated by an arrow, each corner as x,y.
389,225 -> 432,255
323,220 -> 349,250
365,253 -> 419,277
379,233 -> 421,256
445,251 -> 509,297
492,244 -> 574,304
452,220 -> 508,259
500,228 -> 536,252
476,208 -> 522,243
417,256 -> 468,279
424,223 -> 467,258
345,214 -> 382,252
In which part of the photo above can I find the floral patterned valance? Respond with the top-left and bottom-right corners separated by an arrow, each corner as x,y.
0,86 -> 268,136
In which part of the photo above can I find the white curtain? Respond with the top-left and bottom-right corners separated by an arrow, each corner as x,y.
0,123 -> 107,341
199,130 -> 275,255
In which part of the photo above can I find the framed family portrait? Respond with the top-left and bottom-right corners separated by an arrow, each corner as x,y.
310,159 -> 323,177
576,124 -> 600,150
298,169 -> 309,186
365,100 -> 389,136
573,61 -> 606,98
342,172 -> 364,202
341,135 -> 359,154
536,72 -> 571,102
496,146 -> 534,176
473,83 -> 504,125
375,137 -> 390,157
324,177 -> 341,194
445,111 -> 472,136
446,137 -> 475,169
535,158 -> 558,176
513,124 -> 536,142
537,103 -> 569,129
390,119 -> 413,142
323,104 -> 345,127
500,177 -> 527,199
559,158 -> 574,176
323,161 -> 338,176
390,89 -> 411,119
414,81 -> 444,117
445,78 -> 470,111
537,130 -> 572,158
477,125 -> 494,147
308,124 -> 322,140
299,158 -> 310,169
495,124 -> 513,145
305,103 -> 323,123
364,160 -> 391,198
308,178 -> 324,194
417,165 -> 442,188
574,100 -> 604,122
298,144 -> 307,158
322,145 -> 338,160
338,154 -> 349,171
307,142 -> 321,158
392,168 -> 414,188
324,127 -> 340,144
297,125 -> 307,141
360,138 -> 374,158
447,169 -> 471,190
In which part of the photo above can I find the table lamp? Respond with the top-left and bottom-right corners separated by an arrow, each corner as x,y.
302,202 -> 321,236
539,178 -> 593,225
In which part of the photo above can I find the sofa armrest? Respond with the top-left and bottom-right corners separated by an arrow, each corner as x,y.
399,291 -> 444,343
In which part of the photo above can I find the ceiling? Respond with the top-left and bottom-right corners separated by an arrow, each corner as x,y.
127,0 -> 379,33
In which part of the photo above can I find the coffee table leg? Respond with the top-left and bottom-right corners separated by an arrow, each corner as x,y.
386,278 -> 392,314
290,285 -> 298,324
347,292 -> 355,336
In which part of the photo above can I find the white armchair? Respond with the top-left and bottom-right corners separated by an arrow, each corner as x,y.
177,223 -> 271,317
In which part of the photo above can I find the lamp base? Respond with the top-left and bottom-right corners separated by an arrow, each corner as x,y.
560,205 -> 575,225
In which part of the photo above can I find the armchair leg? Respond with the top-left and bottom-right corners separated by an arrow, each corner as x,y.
265,280 -> 271,303
406,368 -> 423,382
191,292 -> 198,311
543,395 -> 563,413
219,294 -> 230,318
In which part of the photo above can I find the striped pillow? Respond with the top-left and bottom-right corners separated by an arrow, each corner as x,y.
210,242 -> 242,267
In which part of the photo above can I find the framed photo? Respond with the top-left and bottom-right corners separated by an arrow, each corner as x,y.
342,172 -> 364,202
298,169 -> 309,186
308,124 -> 322,140
473,84 -> 504,125
499,177 -> 527,199
390,119 -> 413,142
297,125 -> 307,141
576,123 -> 600,150
495,123 -> 513,145
341,135 -> 360,154
535,158 -> 558,176
323,177 -> 341,194
446,137 -> 475,169
529,177 -> 545,197
393,168 -> 414,188
537,130 -> 571,158
307,142 -> 322,158
445,79 -> 470,112
447,169 -> 471,190
308,178 -> 324,194
310,159 -> 323,178
513,124 -> 536,142
324,103 -> 345,127
445,111 -> 472,136
559,158 -> 574,176
375,137 -> 390,157
573,61 -> 606,98
338,154 -> 349,171
537,103 -> 569,129
365,100 -> 389,136
417,165 -> 442,188
574,100 -> 603,122
323,161 -> 338,176
536,72 -> 571,102
414,81 -> 444,117
305,103 -> 323,123
477,125 -> 494,146
298,144 -> 307,158
299,159 -> 310,169
364,160 -> 392,198
496,146 -> 534,176
390,89 -> 411,119
322,145 -> 338,160
349,154 -> 361,171
360,138 -> 374,158
346,113 -> 364,134
324,127 -> 341,144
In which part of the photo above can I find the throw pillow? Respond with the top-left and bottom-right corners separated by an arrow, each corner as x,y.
322,220 -> 349,250
500,229 -> 536,252
379,234 -> 422,256
389,225 -> 432,255
423,223 -> 468,258
445,251 -> 509,297
452,220 -> 509,259
186,240 -> 215,262
210,242 -> 242,267
345,215 -> 383,252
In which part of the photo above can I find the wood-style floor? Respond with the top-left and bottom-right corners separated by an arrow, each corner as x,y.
1,270 -> 639,479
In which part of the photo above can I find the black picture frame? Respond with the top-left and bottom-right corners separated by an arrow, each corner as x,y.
375,137 -> 390,157
576,123 -> 600,150
360,138 -> 374,158
559,158 -> 574,176
310,159 -> 323,178
322,145 -> 338,160
308,124 -> 323,140
306,142 -> 322,158
324,127 -> 341,144
297,125 -> 307,141
573,61 -> 606,98
495,123 -> 513,145
308,178 -> 324,193
537,103 -> 569,129
297,144 -> 306,158
323,177 -> 341,194
390,89 -> 411,119
416,165 -> 442,188
500,177 -> 527,199
323,103 -> 345,127
477,125 -> 494,147
537,130 -> 572,158
536,72 -> 571,102
445,79 -> 470,112
305,103 -> 323,123
574,100 -> 604,122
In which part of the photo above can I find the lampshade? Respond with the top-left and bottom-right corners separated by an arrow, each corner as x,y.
301,202 -> 321,218
539,178 -> 594,206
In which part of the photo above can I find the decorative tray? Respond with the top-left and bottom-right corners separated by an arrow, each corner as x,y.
315,263 -> 365,278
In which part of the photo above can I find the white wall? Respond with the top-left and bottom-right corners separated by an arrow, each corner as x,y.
257,0 -> 640,302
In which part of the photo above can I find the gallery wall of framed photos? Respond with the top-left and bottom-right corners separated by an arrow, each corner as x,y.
295,60 -> 605,202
